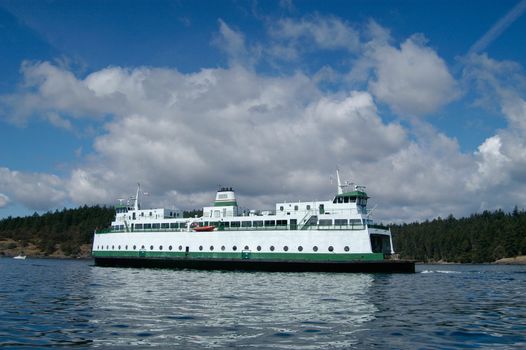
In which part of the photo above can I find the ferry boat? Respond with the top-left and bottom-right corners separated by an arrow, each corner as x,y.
92,171 -> 414,273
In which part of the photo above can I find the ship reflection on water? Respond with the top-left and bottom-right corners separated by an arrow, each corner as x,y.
87,265 -> 376,348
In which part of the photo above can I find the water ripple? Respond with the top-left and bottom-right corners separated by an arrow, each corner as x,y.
1,259 -> 525,348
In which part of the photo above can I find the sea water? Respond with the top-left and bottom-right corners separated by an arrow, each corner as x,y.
0,258 -> 525,349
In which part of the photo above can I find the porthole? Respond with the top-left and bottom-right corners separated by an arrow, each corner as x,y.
232,246 -> 237,251
141,245 -> 145,249
111,245 -> 114,250
179,245 -> 183,251
328,246 -> 334,252
298,246 -> 303,252
344,246 -> 350,252
283,246 -> 289,252
100,246 -> 103,250
133,245 -> 136,250
257,246 -> 261,251
199,245 -> 203,251
118,245 -> 121,250
106,245 -> 109,250
159,245 -> 163,250
169,245 -> 173,251
150,245 -> 154,250
221,246 -> 226,251
97,245 -> 99,249
313,246 -> 318,252
125,245 -> 128,250
270,245 -> 275,251
244,245 -> 249,250
210,246 -> 214,251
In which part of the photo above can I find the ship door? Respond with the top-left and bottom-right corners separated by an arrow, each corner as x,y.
185,246 -> 189,257
290,219 -> 297,230
132,212 -> 136,220
319,204 -> 325,214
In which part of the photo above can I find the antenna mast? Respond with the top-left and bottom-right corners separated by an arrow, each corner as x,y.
336,169 -> 344,195
134,183 -> 141,210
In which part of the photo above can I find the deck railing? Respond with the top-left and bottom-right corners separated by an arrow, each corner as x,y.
95,223 -> 383,234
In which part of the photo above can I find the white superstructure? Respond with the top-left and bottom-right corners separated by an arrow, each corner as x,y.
93,171 -> 395,261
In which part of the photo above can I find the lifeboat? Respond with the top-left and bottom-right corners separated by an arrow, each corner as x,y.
193,225 -> 216,232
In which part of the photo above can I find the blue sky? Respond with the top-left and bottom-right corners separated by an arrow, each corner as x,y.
1,0 -> 526,222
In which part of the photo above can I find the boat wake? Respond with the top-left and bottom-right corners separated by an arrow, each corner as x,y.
420,270 -> 461,274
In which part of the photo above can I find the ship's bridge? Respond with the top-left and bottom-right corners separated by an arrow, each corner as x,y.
333,190 -> 369,206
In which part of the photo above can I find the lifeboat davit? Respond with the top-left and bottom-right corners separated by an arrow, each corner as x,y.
193,225 -> 216,232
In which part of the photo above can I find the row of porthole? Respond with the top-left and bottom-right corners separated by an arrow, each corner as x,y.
97,245 -> 350,252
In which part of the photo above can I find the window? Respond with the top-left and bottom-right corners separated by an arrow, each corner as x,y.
111,245 -> 114,250
159,245 -> 163,250
210,246 -> 214,251
283,246 -> 289,251
244,245 -> 249,250
280,206 -> 284,211
298,246 -> 303,252
276,220 -> 287,226
319,219 -> 332,226
199,246 -> 203,251
344,196 -> 349,203
338,197 -> 344,203
335,219 -> 348,226
133,245 -> 136,250
328,246 -> 334,252
141,245 -> 145,249
264,220 -> 275,227
170,223 -> 178,229
253,221 -> 263,227
232,246 -> 237,251
125,245 -> 128,250
257,246 -> 261,251
150,245 -> 154,250
344,246 -> 350,252
294,205 -> 298,211
270,245 -> 275,251
144,223 -> 152,229
135,224 -> 143,229
149,212 -> 152,216
161,223 -> 169,229
306,205 -> 311,210
118,245 -> 121,250
169,245 -> 173,251
313,246 -> 318,252
231,221 -> 240,228
221,246 -> 226,251
242,221 -> 252,227
350,219 -> 362,226
178,245 -> 183,251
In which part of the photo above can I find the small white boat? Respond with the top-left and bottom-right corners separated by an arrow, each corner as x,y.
13,255 -> 27,260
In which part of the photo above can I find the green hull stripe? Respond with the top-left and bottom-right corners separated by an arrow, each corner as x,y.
92,250 -> 384,261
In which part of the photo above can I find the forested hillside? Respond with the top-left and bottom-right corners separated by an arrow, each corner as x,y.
391,208 -> 526,263
0,206 -> 114,257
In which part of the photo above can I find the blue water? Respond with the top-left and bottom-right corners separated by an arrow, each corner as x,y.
0,259 -> 525,349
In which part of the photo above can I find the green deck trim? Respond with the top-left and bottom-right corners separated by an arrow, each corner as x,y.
92,250 -> 384,261
337,191 -> 369,199
213,201 -> 238,207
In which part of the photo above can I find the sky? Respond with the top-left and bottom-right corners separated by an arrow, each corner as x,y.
1,0 -> 526,223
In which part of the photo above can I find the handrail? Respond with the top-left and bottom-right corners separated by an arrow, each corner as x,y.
95,223 -> 378,234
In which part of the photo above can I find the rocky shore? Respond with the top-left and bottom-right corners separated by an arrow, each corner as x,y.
0,238 -> 92,259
